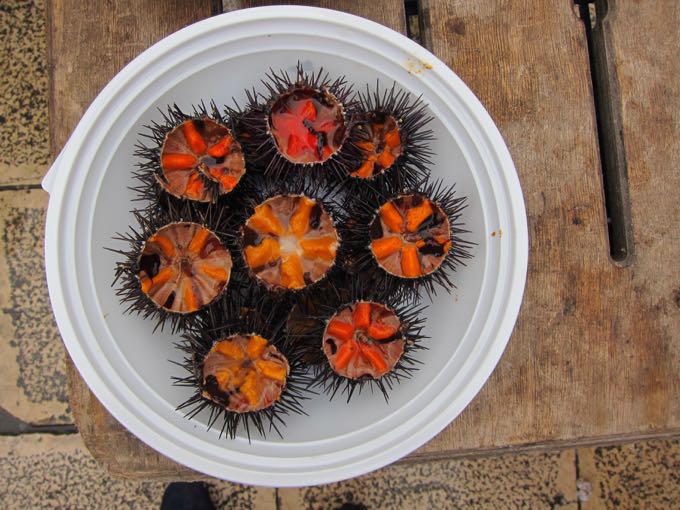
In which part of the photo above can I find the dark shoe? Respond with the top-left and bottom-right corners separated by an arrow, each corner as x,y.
160,482 -> 216,510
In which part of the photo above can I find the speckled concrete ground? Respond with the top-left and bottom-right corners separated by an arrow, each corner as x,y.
0,434 -> 275,509
1,432 -> 679,509
0,188 -> 71,424
0,0 -> 50,184
1,0 -> 680,508
578,439 -> 680,509
280,450 -> 579,509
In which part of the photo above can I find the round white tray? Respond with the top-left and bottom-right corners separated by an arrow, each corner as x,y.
43,6 -> 527,486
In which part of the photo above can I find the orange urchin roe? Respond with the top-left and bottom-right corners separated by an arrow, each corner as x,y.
137,222 -> 232,313
243,195 -> 339,291
159,118 -> 245,202
268,88 -> 346,164
201,334 -> 289,413
369,195 -> 451,279
322,302 -> 404,380
350,113 -> 402,179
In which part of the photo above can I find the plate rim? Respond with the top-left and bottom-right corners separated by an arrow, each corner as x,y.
44,5 -> 528,486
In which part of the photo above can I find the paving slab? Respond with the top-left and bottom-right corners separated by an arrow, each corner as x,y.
280,449 -> 577,509
578,437 -> 680,509
0,189 -> 70,424
0,433 -> 276,509
0,0 -> 50,185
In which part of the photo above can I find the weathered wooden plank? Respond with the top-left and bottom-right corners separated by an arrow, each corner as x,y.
49,0 -> 408,479
595,0 -> 680,421
48,0 -> 215,153
66,357 -> 203,480
415,0 -> 680,456
52,0 -> 680,481
48,0 -> 214,479
223,0 -> 406,34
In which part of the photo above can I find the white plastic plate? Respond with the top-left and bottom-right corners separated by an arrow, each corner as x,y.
43,6 -> 527,486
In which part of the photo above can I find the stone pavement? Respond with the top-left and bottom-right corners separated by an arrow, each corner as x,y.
0,1 -> 678,508
1,432 -> 679,509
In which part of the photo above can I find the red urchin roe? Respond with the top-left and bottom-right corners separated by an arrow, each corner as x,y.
159,119 -> 246,202
268,88 -> 346,164
201,334 -> 289,413
369,194 -> 452,279
322,302 -> 404,380
351,113 -> 402,179
137,222 -> 232,313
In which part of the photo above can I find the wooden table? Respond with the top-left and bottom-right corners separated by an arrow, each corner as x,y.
48,0 -> 680,479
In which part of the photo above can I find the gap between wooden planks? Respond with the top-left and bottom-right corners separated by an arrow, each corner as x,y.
47,0 -> 679,479
418,0 -> 679,455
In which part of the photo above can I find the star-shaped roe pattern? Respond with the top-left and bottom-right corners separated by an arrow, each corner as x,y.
268,88 -> 346,164
201,334 -> 289,413
243,195 -> 339,290
137,222 -> 232,313
322,301 -> 404,380
159,118 -> 245,202
369,194 -> 452,279
351,113 -> 402,179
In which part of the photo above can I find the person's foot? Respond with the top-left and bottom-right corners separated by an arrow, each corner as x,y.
335,504 -> 368,510
160,482 -> 215,510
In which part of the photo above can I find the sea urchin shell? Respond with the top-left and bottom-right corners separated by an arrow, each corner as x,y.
201,333 -> 289,413
346,82 -> 434,189
110,203 -> 234,332
322,301 -> 405,380
287,278 -> 427,402
369,194 -> 451,279
159,118 -> 246,201
268,87 -> 345,164
341,180 -> 474,299
234,63 -> 359,182
137,222 -> 232,314
134,103 -> 246,204
241,194 -> 340,292
173,288 -> 312,440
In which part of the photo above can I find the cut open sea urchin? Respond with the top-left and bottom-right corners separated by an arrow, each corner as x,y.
235,177 -> 342,295
110,202 -> 234,333
232,63 -> 361,182
242,194 -> 339,292
346,82 -> 434,191
133,102 -> 246,204
287,277 -> 427,402
173,287 -> 312,440
341,179 -> 474,299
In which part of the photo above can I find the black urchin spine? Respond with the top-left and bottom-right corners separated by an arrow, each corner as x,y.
286,276 -> 428,403
340,179 -> 475,300
108,201 -> 235,333
172,287 -> 313,441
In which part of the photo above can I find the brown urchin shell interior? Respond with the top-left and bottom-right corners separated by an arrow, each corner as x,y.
322,301 -> 404,380
350,113 -> 402,179
159,118 -> 246,202
268,87 -> 346,164
242,194 -> 339,291
201,334 -> 289,413
137,222 -> 232,313
369,194 -> 451,279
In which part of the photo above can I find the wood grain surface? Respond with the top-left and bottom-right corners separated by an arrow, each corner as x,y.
413,0 -> 679,458
223,0 -> 406,33
48,0 -> 215,480
48,0 -> 408,480
47,0 -> 679,479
